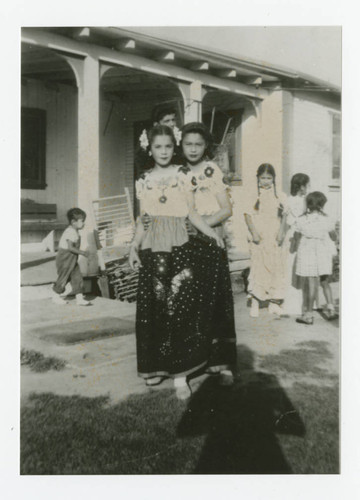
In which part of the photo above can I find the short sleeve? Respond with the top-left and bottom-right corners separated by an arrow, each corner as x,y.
205,162 -> 227,194
177,166 -> 196,193
325,215 -> 336,232
294,216 -> 305,233
242,189 -> 258,215
64,227 -> 78,243
135,176 -> 146,201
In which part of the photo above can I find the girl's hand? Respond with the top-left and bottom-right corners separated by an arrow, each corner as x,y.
213,234 -> 225,248
82,250 -> 90,258
129,245 -> 142,271
252,232 -> 261,245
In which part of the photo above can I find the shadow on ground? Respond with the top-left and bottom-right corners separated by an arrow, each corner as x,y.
21,345 -> 339,475
179,345 -> 305,474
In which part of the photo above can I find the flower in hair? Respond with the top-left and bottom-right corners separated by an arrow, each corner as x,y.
139,129 -> 149,150
173,126 -> 182,146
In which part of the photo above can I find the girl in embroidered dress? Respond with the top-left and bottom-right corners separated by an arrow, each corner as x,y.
129,125 -> 224,399
294,191 -> 338,325
180,122 -> 237,384
244,164 -> 288,318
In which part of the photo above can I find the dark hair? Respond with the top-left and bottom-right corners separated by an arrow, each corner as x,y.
148,124 -> 176,147
306,191 -> 327,213
254,163 -> 283,215
290,173 -> 310,196
137,125 -> 175,174
152,104 -> 177,124
180,121 -> 216,161
67,207 -> 86,223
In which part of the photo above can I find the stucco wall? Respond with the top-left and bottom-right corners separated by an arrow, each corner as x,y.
291,91 -> 340,220
21,79 -> 78,223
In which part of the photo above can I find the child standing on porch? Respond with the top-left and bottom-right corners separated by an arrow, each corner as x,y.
52,208 -> 90,306
244,163 -> 288,318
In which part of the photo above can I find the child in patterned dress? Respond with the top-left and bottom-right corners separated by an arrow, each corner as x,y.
294,191 -> 338,324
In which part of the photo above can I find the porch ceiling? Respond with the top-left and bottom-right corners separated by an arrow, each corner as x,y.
22,44 -> 76,85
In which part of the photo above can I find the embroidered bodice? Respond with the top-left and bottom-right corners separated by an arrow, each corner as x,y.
135,165 -> 192,217
187,161 -> 228,216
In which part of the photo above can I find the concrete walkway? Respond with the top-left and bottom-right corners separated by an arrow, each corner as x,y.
21,284 -> 339,404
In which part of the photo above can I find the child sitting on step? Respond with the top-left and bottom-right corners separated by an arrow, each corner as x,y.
52,208 -> 90,306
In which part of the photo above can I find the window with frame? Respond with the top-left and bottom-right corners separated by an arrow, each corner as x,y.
331,113 -> 341,184
21,107 -> 47,189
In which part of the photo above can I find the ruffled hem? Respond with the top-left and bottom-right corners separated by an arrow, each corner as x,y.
140,216 -> 189,252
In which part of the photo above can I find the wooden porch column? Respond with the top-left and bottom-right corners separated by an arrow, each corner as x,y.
77,55 -> 100,219
74,55 -> 101,275
177,81 -> 203,123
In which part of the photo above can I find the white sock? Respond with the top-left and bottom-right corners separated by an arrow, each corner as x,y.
220,370 -> 233,376
174,377 -> 187,388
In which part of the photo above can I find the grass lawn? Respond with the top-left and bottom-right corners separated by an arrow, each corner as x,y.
21,349 -> 66,373
21,369 -> 339,474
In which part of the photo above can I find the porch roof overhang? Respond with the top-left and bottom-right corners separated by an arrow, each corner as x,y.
23,26 -> 340,96
21,28 -> 267,101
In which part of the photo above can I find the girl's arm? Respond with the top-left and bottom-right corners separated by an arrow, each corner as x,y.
67,240 -> 88,258
276,214 -> 288,246
203,190 -> 232,227
186,192 -> 224,248
244,213 -> 261,244
129,217 -> 145,270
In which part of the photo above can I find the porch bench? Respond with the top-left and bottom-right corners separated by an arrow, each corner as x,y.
21,200 -> 67,249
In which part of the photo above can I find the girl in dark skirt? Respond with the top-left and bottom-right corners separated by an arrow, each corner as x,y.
129,125 -> 224,399
180,122 -> 237,380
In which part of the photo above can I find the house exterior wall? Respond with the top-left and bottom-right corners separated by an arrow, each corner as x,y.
21,79 -> 78,223
240,90 -> 285,190
291,91 -> 341,220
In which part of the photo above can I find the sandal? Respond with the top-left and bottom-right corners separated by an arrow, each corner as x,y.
145,376 -> 164,387
296,316 -> 314,325
324,311 -> 339,321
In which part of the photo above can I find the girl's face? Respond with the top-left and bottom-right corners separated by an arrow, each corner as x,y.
150,134 -> 174,168
182,133 -> 207,165
258,172 -> 274,189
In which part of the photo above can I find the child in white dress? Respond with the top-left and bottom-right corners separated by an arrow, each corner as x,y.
294,191 -> 337,324
283,173 -> 310,314
244,164 -> 287,317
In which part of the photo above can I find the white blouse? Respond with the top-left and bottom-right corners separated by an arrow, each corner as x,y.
190,161 -> 228,216
135,165 -> 192,217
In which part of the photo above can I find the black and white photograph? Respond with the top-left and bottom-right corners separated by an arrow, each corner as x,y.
17,24 -> 343,477
4,1 -> 360,492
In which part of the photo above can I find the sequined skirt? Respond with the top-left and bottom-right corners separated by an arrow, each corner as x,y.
136,218 -> 237,379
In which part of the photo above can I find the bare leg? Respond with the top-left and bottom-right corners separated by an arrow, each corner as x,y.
301,278 -> 309,315
320,276 -> 334,310
307,277 -> 317,318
